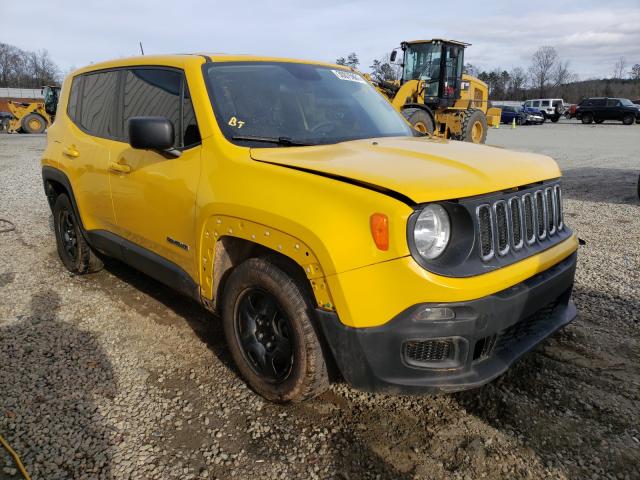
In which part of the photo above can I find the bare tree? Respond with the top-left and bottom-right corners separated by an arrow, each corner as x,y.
509,67 -> 527,99
631,64 -> 640,80
336,52 -> 359,69
0,42 -> 60,88
552,59 -> 576,87
529,46 -> 558,97
612,56 -> 627,79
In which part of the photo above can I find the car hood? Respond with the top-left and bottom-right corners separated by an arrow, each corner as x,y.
250,136 -> 561,204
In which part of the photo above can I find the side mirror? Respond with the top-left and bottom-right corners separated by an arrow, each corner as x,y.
128,117 -> 181,158
390,50 -> 397,62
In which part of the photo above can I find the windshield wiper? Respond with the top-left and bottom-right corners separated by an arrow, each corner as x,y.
231,135 -> 314,147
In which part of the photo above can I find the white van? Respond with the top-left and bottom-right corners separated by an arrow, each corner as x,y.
523,98 -> 565,122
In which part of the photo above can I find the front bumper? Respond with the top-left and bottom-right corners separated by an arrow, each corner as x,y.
317,252 -> 577,394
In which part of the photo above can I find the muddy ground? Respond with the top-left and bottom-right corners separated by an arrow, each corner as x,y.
1,122 -> 639,479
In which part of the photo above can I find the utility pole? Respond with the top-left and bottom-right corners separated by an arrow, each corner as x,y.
139,42 -> 145,56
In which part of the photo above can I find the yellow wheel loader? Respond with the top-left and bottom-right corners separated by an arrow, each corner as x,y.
374,39 -> 501,144
7,85 -> 60,134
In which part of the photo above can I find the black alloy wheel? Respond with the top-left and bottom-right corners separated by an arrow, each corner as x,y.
235,287 -> 294,382
59,209 -> 79,263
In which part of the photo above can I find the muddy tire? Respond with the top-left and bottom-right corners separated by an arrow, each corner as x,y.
457,109 -> 487,144
221,257 -> 329,403
402,108 -> 434,135
21,113 -> 47,134
53,194 -> 103,274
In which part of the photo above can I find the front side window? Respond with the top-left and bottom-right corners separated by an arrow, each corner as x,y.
123,69 -> 182,146
79,71 -> 119,138
203,62 -> 413,147
606,99 -> 620,107
532,101 -> 540,107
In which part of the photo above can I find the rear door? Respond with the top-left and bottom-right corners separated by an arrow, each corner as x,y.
591,98 -> 607,119
107,67 -> 202,278
605,98 -> 621,120
63,70 -> 120,231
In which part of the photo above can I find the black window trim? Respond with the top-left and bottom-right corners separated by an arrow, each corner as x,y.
68,64 -> 201,151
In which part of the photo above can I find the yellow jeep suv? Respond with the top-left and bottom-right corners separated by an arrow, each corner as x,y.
42,54 -> 578,402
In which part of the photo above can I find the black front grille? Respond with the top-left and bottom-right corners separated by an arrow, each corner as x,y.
495,202 -> 508,254
535,190 -> 546,239
545,188 -> 555,234
478,205 -> 493,259
404,339 -> 452,363
523,194 -> 535,243
510,198 -> 522,248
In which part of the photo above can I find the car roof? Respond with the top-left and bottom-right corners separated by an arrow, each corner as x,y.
70,53 -> 353,77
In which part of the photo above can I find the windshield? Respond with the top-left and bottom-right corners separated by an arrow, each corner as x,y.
620,98 -> 634,106
402,43 -> 442,97
203,62 -> 413,147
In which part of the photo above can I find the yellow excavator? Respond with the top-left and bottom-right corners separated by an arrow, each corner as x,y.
6,85 -> 60,134
372,39 -> 501,144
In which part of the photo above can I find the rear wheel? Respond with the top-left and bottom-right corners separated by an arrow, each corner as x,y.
551,115 -> 560,123
222,257 -> 329,403
457,109 -> 487,144
21,113 -> 46,134
53,194 -> 103,274
581,113 -> 594,124
516,116 -> 524,126
622,113 -> 634,125
402,108 -> 434,135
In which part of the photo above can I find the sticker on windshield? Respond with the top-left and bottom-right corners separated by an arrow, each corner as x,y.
331,70 -> 366,84
228,116 -> 245,128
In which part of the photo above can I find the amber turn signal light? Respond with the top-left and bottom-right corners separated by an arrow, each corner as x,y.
370,213 -> 389,251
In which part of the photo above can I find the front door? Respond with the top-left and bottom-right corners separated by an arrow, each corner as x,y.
108,67 -> 202,278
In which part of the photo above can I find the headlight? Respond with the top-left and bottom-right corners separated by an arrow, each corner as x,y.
413,204 -> 451,260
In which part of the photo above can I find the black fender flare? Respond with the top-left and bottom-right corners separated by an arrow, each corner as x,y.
41,166 -> 87,234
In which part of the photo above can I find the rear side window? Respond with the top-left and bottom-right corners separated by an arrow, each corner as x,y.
592,99 -> 606,106
541,100 -> 550,107
67,76 -> 82,122
79,71 -> 119,138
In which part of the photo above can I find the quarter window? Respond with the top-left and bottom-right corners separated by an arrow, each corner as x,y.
79,71 -> 119,138
67,76 -> 82,122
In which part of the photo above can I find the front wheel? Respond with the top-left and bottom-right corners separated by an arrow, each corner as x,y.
402,108 -> 435,135
622,114 -> 634,125
222,257 -> 329,403
21,113 -> 47,134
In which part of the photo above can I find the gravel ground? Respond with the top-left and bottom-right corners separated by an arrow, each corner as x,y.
1,123 -> 639,480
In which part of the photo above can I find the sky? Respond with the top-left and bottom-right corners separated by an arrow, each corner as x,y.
3,0 -> 640,80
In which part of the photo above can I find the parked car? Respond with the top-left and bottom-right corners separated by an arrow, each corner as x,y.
499,105 -> 543,125
523,98 -> 565,122
42,54 -> 578,402
575,97 -> 640,125
564,104 -> 577,119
